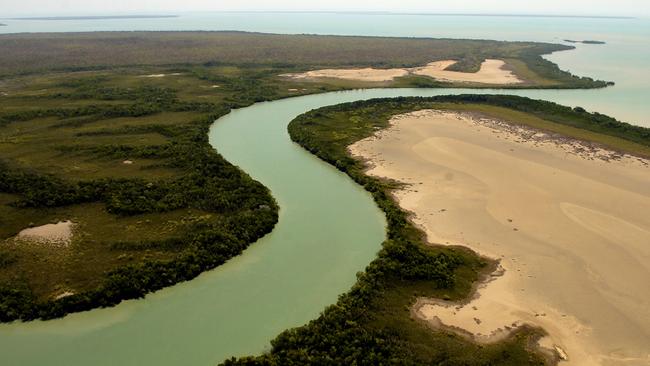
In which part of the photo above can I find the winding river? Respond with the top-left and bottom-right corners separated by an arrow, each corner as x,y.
0,85 -> 640,365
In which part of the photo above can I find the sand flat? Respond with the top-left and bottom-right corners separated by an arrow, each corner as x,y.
349,110 -> 650,365
411,59 -> 522,84
283,67 -> 409,82
283,59 -> 522,84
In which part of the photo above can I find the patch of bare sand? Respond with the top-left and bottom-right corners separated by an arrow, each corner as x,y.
139,73 -> 183,78
17,220 -> 74,246
282,59 -> 522,84
349,110 -> 650,365
283,67 -> 409,82
54,291 -> 76,300
411,59 -> 522,84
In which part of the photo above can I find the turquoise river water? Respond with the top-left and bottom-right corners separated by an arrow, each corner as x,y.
0,13 -> 648,365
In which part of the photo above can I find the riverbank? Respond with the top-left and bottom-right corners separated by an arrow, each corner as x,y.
349,108 -> 650,365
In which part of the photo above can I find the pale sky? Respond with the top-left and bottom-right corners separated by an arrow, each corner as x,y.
1,0 -> 647,17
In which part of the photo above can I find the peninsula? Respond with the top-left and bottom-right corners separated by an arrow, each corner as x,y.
10,15 -> 179,21
564,39 -> 606,44
273,95 -> 650,365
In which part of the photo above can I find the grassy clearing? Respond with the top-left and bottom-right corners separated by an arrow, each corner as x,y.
0,111 -> 183,181
503,58 -> 559,86
442,104 -> 650,157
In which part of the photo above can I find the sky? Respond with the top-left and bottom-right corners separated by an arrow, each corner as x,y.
1,0 -> 647,17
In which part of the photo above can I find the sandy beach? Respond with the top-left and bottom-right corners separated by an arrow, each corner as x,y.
283,59 -> 522,84
349,110 -> 650,365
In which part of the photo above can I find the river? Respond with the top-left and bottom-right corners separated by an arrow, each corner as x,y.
0,85 -> 645,365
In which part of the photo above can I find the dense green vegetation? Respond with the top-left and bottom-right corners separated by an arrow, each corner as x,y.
0,31 -> 611,88
0,69 -> 288,321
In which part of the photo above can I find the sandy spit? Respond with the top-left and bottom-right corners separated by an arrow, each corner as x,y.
282,59 -> 522,84
349,110 -> 650,365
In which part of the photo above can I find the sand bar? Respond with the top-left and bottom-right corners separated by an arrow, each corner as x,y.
282,59 -> 522,84
349,110 -> 650,365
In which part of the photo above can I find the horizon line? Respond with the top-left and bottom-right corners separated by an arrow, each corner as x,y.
205,11 -> 636,19
2,11 -> 637,20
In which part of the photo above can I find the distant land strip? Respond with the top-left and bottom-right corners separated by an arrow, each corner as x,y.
564,39 -> 606,44
9,15 -> 179,21
210,11 -> 635,19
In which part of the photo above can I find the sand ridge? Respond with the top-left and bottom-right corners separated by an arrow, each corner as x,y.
349,110 -> 650,365
282,59 -> 522,84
